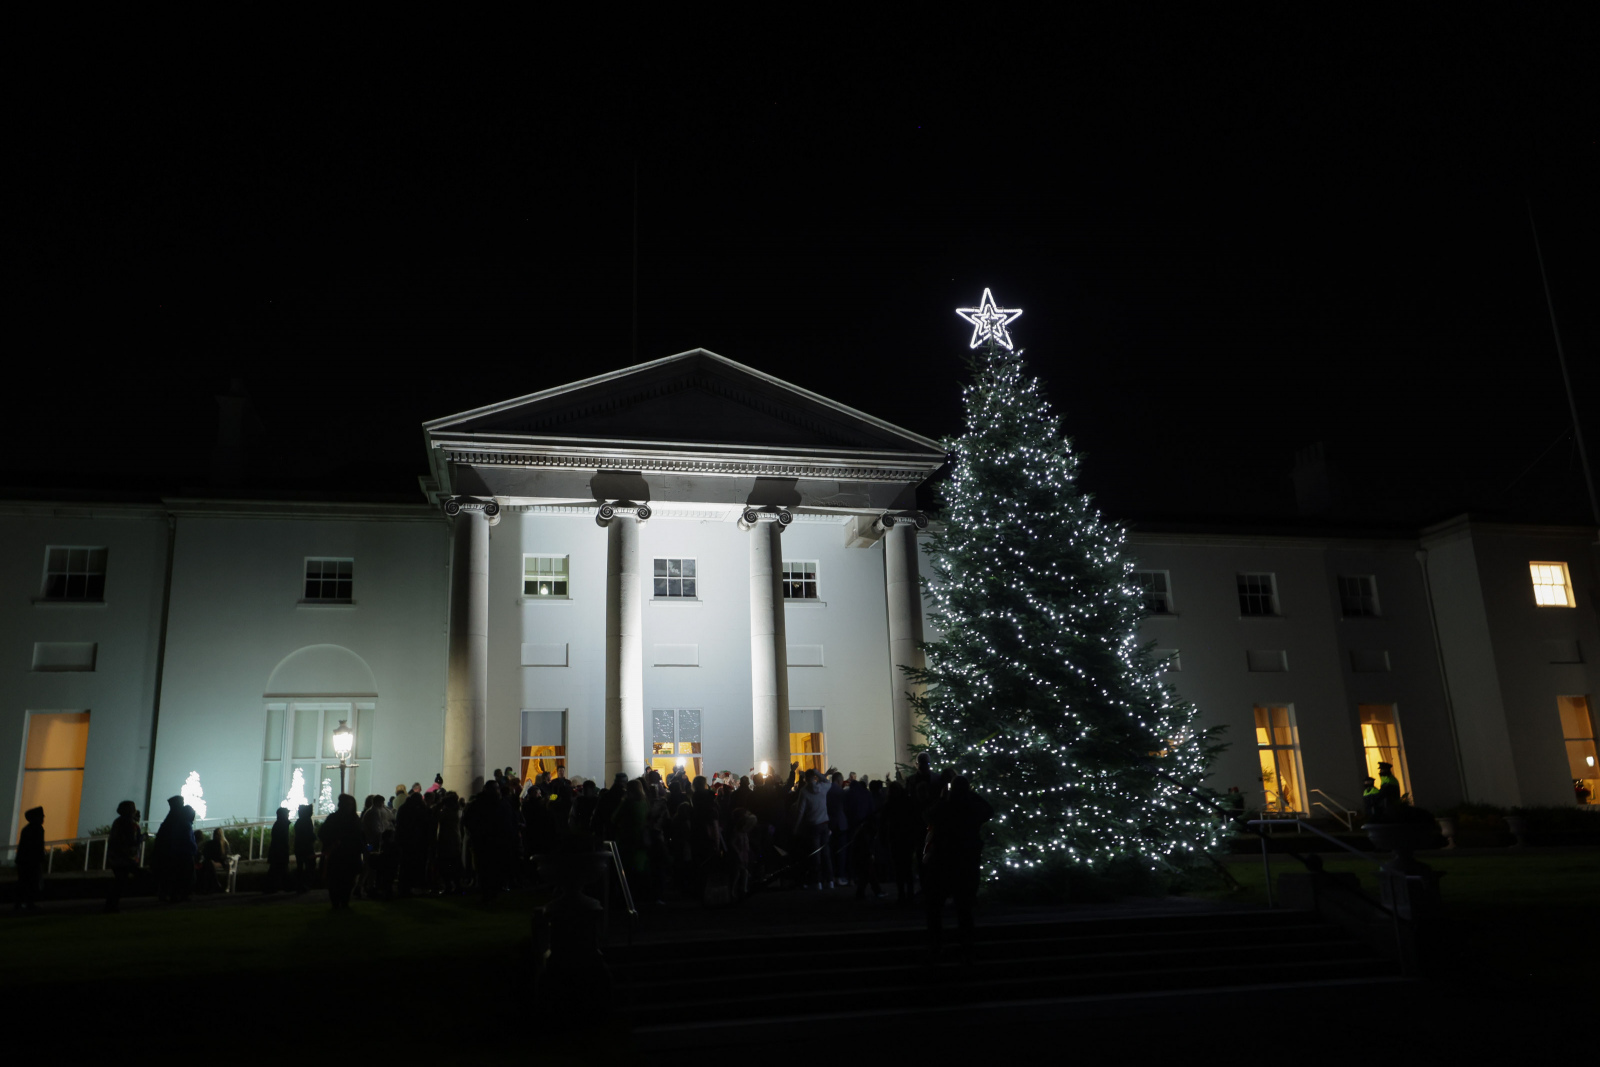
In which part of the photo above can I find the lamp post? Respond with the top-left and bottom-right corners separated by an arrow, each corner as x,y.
332,719 -> 354,796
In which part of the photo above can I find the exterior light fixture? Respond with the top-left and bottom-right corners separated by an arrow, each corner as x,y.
332,719 -> 355,795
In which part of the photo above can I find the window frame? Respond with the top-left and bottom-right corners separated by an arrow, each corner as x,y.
1358,703 -> 1411,801
265,701 -> 372,815
650,707 -> 704,778
1558,696 -> 1597,805
40,546 -> 108,603
781,560 -> 820,601
789,707 -> 826,773
522,554 -> 572,600
302,557 -> 354,604
652,557 -> 699,600
1253,704 -> 1306,814
1337,574 -> 1381,618
1530,561 -> 1576,608
1237,572 -> 1281,617
1131,569 -> 1174,615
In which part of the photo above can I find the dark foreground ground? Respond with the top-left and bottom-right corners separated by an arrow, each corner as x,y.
4,850 -> 1593,1059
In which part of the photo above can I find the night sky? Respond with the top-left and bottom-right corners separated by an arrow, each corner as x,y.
16,10 -> 1596,529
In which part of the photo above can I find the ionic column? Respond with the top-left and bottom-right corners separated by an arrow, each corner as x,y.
746,509 -> 791,773
604,508 -> 645,780
884,514 -> 927,764
445,498 -> 495,796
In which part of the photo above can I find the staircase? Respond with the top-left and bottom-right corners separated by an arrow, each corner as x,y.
610,908 -> 1409,1042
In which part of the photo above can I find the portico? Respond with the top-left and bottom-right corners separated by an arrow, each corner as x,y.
423,349 -> 947,792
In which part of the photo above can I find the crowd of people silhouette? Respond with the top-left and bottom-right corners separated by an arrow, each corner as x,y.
9,755 -> 995,955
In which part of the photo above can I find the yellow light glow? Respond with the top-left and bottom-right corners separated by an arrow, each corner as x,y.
1530,562 -> 1575,607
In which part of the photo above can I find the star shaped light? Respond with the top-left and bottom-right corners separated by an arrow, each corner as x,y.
955,288 -> 1023,350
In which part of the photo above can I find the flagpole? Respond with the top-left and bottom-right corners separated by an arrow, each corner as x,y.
1527,201 -> 1600,529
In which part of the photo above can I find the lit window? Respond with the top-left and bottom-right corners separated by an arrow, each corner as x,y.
523,555 -> 570,598
303,558 -> 353,602
1253,705 -> 1303,813
19,712 -> 90,841
790,708 -> 825,773
1339,575 -> 1381,617
41,547 -> 107,602
651,708 -> 703,778
521,710 -> 567,783
1132,570 -> 1173,614
271,703 -> 372,813
1238,573 -> 1279,616
1530,562 -> 1575,607
653,558 -> 697,598
1558,696 -> 1597,805
1359,704 -> 1408,798
782,561 -> 819,599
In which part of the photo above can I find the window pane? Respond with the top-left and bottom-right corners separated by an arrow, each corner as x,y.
65,574 -> 87,598
682,578 -> 696,598
292,709 -> 320,760
25,712 -> 91,769
47,547 -> 66,571
1558,696 -> 1594,739
19,769 -> 85,840
85,575 -> 105,601
87,548 -> 107,574
654,559 -> 668,576
652,710 -> 675,744
552,581 -> 567,596
668,559 -> 681,577
337,560 -> 352,577
45,574 -> 67,598
263,707 -> 284,761
654,578 -> 669,597
681,559 -> 695,577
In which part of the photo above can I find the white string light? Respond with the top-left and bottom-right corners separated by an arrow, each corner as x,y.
955,288 -> 1023,350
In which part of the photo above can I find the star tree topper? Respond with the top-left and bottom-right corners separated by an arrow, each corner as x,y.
956,288 -> 1023,350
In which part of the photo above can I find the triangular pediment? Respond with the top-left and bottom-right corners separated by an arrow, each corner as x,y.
424,349 -> 944,457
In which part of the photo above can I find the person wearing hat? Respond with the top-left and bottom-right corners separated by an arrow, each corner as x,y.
1375,762 -> 1402,819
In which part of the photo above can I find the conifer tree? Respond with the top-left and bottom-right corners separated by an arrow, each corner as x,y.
907,340 -> 1224,881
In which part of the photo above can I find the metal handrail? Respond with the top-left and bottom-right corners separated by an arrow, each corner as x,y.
1310,789 -> 1358,830
600,840 -> 638,943
1310,801 -> 1354,832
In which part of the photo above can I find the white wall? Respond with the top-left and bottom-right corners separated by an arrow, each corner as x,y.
487,510 -> 898,781
1453,526 -> 1600,806
1,507 -> 169,841
152,511 -> 450,819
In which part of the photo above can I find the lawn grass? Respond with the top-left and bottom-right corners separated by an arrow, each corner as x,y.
0,893 -> 543,987
1195,850 -> 1600,990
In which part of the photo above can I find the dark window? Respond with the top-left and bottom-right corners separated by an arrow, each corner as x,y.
304,558 -> 354,602
1338,575 -> 1380,617
1131,570 -> 1172,614
42,547 -> 107,601
782,561 -> 818,599
1237,573 -> 1278,616
653,558 -> 697,598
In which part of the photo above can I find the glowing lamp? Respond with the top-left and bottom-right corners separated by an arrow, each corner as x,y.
760,761 -> 770,777
332,720 -> 354,761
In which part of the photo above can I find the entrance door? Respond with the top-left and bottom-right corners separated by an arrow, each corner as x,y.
18,712 -> 90,844
1358,704 -> 1410,799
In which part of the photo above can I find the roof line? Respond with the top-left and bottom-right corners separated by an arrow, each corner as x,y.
421,348 -> 947,454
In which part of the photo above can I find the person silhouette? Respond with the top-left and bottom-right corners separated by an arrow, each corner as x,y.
319,794 -> 366,910
293,804 -> 317,892
14,807 -> 45,911
106,801 -> 143,912
265,808 -> 291,893
922,776 -> 993,964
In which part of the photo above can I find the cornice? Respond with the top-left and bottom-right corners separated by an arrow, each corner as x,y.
160,499 -> 442,523
434,441 -> 939,483
1419,513 -> 1599,546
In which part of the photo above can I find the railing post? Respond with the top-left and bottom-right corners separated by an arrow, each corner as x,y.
1260,832 -> 1274,907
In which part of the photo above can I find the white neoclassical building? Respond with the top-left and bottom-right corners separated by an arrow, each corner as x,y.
4,349 -> 1598,847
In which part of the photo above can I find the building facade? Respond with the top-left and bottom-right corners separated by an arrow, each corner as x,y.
5,350 -> 1597,846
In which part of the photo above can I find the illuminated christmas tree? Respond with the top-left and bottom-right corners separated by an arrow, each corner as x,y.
316,778 -> 335,816
181,770 -> 208,820
908,300 -> 1224,882
281,767 -> 309,815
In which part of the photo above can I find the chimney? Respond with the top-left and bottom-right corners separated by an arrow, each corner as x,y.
210,378 -> 249,488
1293,441 -> 1334,516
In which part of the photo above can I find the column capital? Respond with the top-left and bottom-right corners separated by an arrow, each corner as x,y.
739,506 -> 793,531
597,501 -> 651,524
877,510 -> 928,531
444,496 -> 501,525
